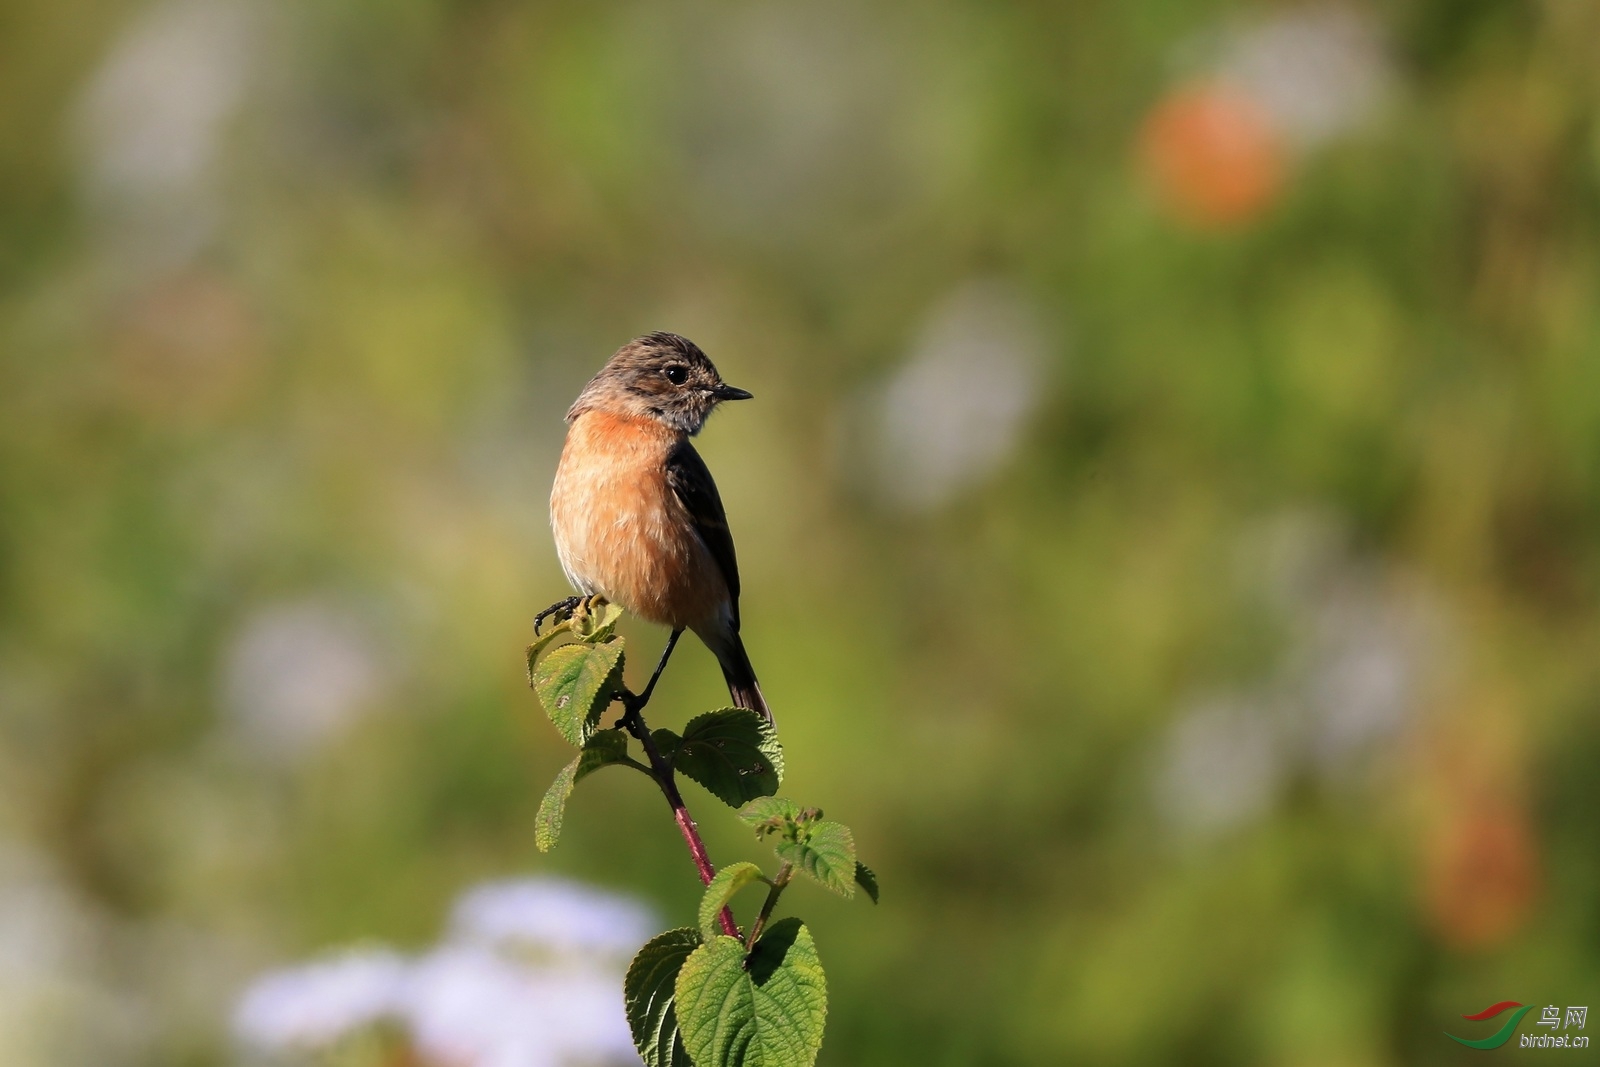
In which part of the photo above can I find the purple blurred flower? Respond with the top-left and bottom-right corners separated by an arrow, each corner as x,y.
231,948 -> 408,1052
448,878 -> 657,960
229,877 -> 655,1066
405,945 -> 634,1067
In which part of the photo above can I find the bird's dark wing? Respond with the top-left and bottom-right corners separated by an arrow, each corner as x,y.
666,440 -> 741,627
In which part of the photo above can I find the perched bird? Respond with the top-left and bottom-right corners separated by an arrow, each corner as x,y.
548,332 -> 770,722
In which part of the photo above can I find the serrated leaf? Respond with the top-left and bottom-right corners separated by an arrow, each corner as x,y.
673,708 -> 784,809
698,862 -> 767,940
625,927 -> 700,1067
853,862 -> 879,904
525,621 -> 573,663
675,919 -> 827,1067
531,641 -> 623,746
737,796 -> 801,832
776,821 -> 856,898
571,599 -> 624,643
534,732 -> 632,852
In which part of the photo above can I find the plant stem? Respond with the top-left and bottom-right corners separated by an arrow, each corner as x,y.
745,862 -> 793,950
619,696 -> 741,940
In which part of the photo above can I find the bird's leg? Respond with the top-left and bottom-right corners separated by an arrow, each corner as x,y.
637,628 -> 683,708
620,628 -> 683,721
533,595 -> 582,635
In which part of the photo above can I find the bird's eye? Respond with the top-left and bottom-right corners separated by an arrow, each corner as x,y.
663,364 -> 689,386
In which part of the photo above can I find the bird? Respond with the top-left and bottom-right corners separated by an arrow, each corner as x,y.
547,332 -> 771,723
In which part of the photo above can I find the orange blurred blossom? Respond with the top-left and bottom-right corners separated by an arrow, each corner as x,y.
1140,81 -> 1286,229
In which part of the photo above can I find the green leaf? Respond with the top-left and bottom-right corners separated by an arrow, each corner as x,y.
675,919 -> 827,1067
698,862 -> 767,939
737,796 -> 801,834
534,732 -> 632,852
530,641 -> 623,746
526,622 -> 573,662
625,927 -> 700,1067
776,821 -> 857,898
853,862 -> 879,904
673,709 -> 784,809
571,599 -> 624,643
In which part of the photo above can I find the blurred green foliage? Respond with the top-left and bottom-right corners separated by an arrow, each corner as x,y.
2,0 -> 1600,1064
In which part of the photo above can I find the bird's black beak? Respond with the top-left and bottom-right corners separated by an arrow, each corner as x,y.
713,384 -> 754,401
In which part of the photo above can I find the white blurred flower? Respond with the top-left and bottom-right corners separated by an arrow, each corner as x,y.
1154,697 -> 1286,837
73,0 -> 257,263
1154,512 -> 1443,837
220,599 -> 384,761
1247,511 -> 1436,767
405,945 -> 635,1067
632,2 -> 982,241
1294,568 -> 1434,768
677,3 -> 884,229
231,949 -> 408,1053
0,846 -> 149,1066
1217,6 -> 1393,149
448,878 -> 658,961
0,848 -> 95,987
866,280 -> 1051,510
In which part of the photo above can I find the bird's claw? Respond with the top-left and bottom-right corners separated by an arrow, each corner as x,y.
533,596 -> 583,635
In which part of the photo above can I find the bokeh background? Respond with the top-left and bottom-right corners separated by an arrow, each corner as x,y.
3,0 -> 1600,1064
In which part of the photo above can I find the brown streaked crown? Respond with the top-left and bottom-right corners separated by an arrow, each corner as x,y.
566,332 -> 751,435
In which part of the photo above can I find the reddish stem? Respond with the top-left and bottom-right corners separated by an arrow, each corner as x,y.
668,797 -> 740,938
623,707 -> 740,939
673,807 -> 716,882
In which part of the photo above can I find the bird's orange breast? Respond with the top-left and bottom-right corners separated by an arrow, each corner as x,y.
549,410 -> 729,629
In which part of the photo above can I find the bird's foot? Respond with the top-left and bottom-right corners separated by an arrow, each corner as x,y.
533,596 -> 583,635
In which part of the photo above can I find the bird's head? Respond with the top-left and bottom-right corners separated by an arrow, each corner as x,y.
567,332 -> 752,435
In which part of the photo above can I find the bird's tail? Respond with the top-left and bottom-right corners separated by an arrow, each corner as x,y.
712,631 -> 772,725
